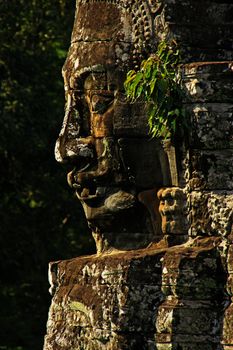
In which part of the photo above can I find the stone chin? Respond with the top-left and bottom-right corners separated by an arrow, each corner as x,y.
76,186 -> 156,253
76,187 -> 138,230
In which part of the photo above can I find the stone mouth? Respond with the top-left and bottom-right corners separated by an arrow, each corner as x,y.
67,160 -> 97,188
67,154 -> 115,201
74,158 -> 96,174
76,186 -> 107,201
68,163 -> 108,202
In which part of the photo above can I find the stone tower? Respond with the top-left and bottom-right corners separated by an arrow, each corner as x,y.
44,1 -> 233,349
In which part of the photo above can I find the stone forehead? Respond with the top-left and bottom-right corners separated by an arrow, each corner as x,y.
76,0 -> 154,13
64,41 -> 130,81
63,0 -> 157,87
72,0 -> 154,47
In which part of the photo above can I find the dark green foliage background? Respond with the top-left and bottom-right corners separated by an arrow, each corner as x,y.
0,1 -> 95,349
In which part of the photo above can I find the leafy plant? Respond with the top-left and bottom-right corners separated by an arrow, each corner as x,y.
124,40 -> 186,140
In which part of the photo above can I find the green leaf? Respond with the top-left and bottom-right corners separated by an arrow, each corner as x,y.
149,78 -> 157,95
124,40 -> 185,140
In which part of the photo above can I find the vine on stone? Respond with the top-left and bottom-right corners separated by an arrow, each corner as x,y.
124,41 -> 186,140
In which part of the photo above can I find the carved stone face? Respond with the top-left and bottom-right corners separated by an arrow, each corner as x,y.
55,1 -> 172,252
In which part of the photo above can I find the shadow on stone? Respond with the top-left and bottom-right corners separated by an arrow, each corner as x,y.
156,239 -> 228,350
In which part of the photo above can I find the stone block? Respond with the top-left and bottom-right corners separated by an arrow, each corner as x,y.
227,232 -> 233,272
187,103 -> 233,150
182,62 -> 233,104
187,150 -> 233,190
163,2 -> 233,27
113,100 -> 149,137
117,138 -> 171,188
157,344 -> 217,350
155,2 -> 233,61
170,23 -> 233,54
161,238 -> 226,300
156,299 -> 220,336
44,239 -> 228,349
44,249 -> 164,349
156,343 -> 173,350
71,2 -> 130,43
223,303 -> 233,345
189,191 -> 233,238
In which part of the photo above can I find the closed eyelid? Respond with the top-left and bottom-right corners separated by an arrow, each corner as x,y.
71,89 -> 114,97
86,90 -> 114,98
89,95 -> 114,113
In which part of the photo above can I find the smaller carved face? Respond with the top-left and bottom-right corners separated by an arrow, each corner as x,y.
158,188 -> 188,245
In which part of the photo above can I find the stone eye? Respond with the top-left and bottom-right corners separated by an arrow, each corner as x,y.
90,94 -> 113,114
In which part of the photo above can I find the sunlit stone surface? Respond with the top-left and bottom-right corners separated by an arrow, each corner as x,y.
44,1 -> 233,349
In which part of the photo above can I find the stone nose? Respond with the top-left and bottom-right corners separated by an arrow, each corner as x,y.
55,94 -> 93,163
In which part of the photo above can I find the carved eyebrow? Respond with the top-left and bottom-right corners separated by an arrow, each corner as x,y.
87,90 -> 114,96
71,89 -> 115,96
75,65 -> 106,78
69,66 -> 107,90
